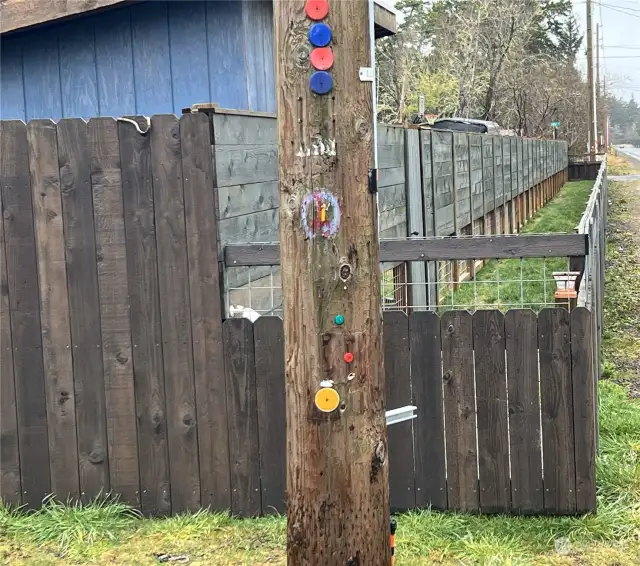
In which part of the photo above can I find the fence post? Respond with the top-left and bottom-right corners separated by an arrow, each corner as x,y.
405,128 -> 427,311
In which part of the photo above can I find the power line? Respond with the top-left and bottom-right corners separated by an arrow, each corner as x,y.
575,0 -> 640,18
577,54 -> 640,58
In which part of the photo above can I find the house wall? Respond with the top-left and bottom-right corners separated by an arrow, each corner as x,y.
0,0 -> 276,121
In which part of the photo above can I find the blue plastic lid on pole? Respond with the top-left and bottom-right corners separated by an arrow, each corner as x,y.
310,71 -> 333,95
308,22 -> 332,47
334,314 -> 345,326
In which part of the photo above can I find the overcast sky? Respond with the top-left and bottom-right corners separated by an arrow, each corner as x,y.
572,0 -> 640,101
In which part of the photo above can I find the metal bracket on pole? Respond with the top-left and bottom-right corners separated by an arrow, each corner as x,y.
385,405 -> 417,427
359,67 -> 375,82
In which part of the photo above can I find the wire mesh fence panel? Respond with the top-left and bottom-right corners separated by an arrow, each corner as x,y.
224,255 -> 573,318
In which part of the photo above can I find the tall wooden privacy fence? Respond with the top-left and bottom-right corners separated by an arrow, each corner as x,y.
1,114 -> 591,517
210,109 -> 569,313
1,114 -> 227,514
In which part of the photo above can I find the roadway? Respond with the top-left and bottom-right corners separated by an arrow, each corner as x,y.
613,147 -> 640,181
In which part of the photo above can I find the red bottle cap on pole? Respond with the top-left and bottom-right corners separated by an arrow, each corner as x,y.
310,47 -> 334,71
344,352 -> 354,364
305,0 -> 329,21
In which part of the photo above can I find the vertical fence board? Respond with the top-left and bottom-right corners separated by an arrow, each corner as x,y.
119,119 -> 171,515
254,317 -> 286,514
539,308 -> 576,514
0,183 -> 21,506
58,118 -> 110,501
469,134 -> 483,222
505,310 -> 543,514
474,310 -> 510,513
502,138 -> 512,233
224,318 -> 261,517
1,120 -> 51,507
28,120 -> 80,501
384,311 -> 415,511
411,312 -> 446,509
432,131 -> 454,236
89,117 -> 140,506
453,133 -> 471,230
441,311 -> 478,511
571,308 -> 596,513
420,129 -> 437,306
406,129 -> 427,309
180,112 -> 231,511
482,137 -> 495,233
150,115 -> 200,513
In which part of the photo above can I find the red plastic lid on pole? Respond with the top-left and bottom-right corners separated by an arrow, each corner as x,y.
305,0 -> 329,21
310,47 -> 334,71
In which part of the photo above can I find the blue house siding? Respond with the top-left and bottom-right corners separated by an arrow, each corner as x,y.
0,0 -> 275,121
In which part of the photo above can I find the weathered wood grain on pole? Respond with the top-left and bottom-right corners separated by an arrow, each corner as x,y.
274,0 -> 390,563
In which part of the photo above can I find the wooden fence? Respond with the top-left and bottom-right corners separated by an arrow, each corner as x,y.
222,309 -> 597,516
212,109 -> 569,312
0,114 -> 594,517
1,114 -> 226,514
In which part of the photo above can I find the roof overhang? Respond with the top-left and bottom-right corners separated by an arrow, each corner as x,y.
0,0 -> 397,37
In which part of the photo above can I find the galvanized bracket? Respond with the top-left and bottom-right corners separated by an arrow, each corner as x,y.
385,405 -> 417,426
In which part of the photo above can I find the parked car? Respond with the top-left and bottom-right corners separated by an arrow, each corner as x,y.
431,117 -> 502,135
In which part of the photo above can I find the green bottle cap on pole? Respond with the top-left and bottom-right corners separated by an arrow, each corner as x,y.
335,314 -> 345,326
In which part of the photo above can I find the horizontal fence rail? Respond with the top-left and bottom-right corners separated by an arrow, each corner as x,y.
576,158 -> 608,448
224,234 -> 589,266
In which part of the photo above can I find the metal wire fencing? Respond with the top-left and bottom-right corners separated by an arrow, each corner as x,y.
224,255 -> 572,319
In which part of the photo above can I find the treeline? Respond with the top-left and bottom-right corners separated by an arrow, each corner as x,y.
609,96 -> 640,145
377,0 -> 589,149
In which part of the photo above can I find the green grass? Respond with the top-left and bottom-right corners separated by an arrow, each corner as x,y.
2,180 -> 640,564
608,152 -> 640,176
2,377 -> 640,565
450,181 -> 595,310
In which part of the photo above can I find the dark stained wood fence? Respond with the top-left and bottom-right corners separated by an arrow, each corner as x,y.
1,115 -> 229,514
1,116 -> 595,517
216,309 -> 596,516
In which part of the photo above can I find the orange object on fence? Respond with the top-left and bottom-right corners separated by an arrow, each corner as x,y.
390,518 -> 397,564
554,289 -> 578,300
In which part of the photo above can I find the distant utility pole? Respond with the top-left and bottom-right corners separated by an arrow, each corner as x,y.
586,0 -> 598,154
274,0 -> 390,565
596,23 -> 601,151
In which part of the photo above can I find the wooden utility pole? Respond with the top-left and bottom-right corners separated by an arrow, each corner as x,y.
596,24 -> 601,152
274,1 -> 390,565
586,0 -> 597,155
